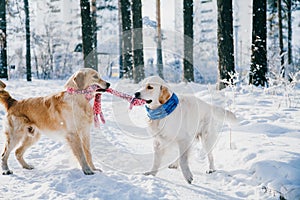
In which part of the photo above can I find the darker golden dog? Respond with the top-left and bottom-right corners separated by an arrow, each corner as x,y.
0,68 -> 110,175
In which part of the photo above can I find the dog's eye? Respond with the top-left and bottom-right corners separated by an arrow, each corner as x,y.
147,85 -> 153,90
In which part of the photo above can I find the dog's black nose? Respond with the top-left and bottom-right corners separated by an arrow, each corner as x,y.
106,82 -> 110,88
134,92 -> 140,98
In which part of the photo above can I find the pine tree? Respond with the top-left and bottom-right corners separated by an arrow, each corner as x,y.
217,0 -> 235,89
91,0 -> 98,70
183,0 -> 194,82
24,0 -> 31,81
249,0 -> 267,87
286,0 -> 292,66
156,0 -> 164,79
80,0 -> 98,71
0,0 -> 7,79
132,0 -> 145,83
278,0 -> 285,77
120,0 -> 133,79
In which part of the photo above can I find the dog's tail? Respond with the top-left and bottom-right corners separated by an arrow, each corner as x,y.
0,80 -> 17,111
212,106 -> 239,126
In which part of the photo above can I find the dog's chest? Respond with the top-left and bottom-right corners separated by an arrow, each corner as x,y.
147,116 -> 179,139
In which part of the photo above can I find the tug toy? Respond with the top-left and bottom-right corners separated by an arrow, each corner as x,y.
94,88 -> 146,127
67,86 -> 146,127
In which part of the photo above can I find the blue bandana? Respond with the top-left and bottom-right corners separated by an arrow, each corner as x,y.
145,93 -> 179,120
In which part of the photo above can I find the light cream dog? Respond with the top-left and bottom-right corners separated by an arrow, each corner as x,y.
0,68 -> 110,175
135,76 -> 238,184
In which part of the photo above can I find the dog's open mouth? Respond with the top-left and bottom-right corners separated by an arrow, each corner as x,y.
93,84 -> 109,92
136,98 -> 152,104
96,88 -> 107,92
145,99 -> 152,104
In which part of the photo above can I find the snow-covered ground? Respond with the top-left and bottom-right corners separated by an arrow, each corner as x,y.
0,78 -> 299,200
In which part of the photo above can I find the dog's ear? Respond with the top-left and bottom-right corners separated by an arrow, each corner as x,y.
64,71 -> 86,90
73,71 -> 86,89
159,85 -> 171,104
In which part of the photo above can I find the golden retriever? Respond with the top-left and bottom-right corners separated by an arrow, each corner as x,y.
134,76 -> 238,184
0,68 -> 110,175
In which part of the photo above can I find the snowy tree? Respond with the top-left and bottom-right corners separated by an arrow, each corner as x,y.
132,0 -> 145,83
183,0 -> 194,82
286,0 -> 292,66
217,0 -> 235,89
80,0 -> 98,71
278,0 -> 285,77
0,0 -> 8,79
120,0 -> 133,79
249,0 -> 267,87
91,0 -> 98,70
24,0 -> 31,81
268,0 -> 297,79
156,0 -> 164,79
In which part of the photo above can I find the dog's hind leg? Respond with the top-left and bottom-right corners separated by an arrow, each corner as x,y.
66,133 -> 94,175
178,140 -> 193,184
144,139 -> 165,176
206,152 -> 215,174
15,133 -> 40,170
201,129 -> 217,174
1,131 -> 22,175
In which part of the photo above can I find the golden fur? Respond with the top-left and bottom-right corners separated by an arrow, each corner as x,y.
0,68 -> 110,175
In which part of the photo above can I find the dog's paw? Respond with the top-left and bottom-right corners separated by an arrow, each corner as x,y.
23,164 -> 34,170
183,172 -> 193,184
93,168 -> 102,173
83,168 -> 95,175
168,163 -> 178,169
186,176 -> 193,184
206,169 -> 216,174
2,170 -> 13,175
143,171 -> 157,176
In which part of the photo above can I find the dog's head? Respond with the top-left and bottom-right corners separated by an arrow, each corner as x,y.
64,68 -> 110,91
134,76 -> 172,109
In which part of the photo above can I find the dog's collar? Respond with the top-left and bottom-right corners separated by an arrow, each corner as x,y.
145,93 -> 179,120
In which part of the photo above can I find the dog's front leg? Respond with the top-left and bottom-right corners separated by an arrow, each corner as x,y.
81,132 -> 102,172
144,139 -> 164,176
178,140 -> 193,184
66,133 -> 94,175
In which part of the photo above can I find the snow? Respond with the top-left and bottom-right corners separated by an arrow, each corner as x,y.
0,78 -> 299,200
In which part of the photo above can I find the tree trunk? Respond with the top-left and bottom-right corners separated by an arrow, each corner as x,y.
249,0 -> 267,87
156,0 -> 164,79
278,0 -> 284,77
0,0 -> 8,79
80,0 -> 98,71
24,0 -> 31,81
217,0 -> 235,89
118,0 -> 123,78
183,0 -> 194,82
91,0 -> 98,70
286,0 -> 292,66
120,0 -> 133,79
132,0 -> 145,83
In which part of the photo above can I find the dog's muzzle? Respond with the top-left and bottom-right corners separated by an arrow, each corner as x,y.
134,92 -> 152,104
97,82 -> 111,92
